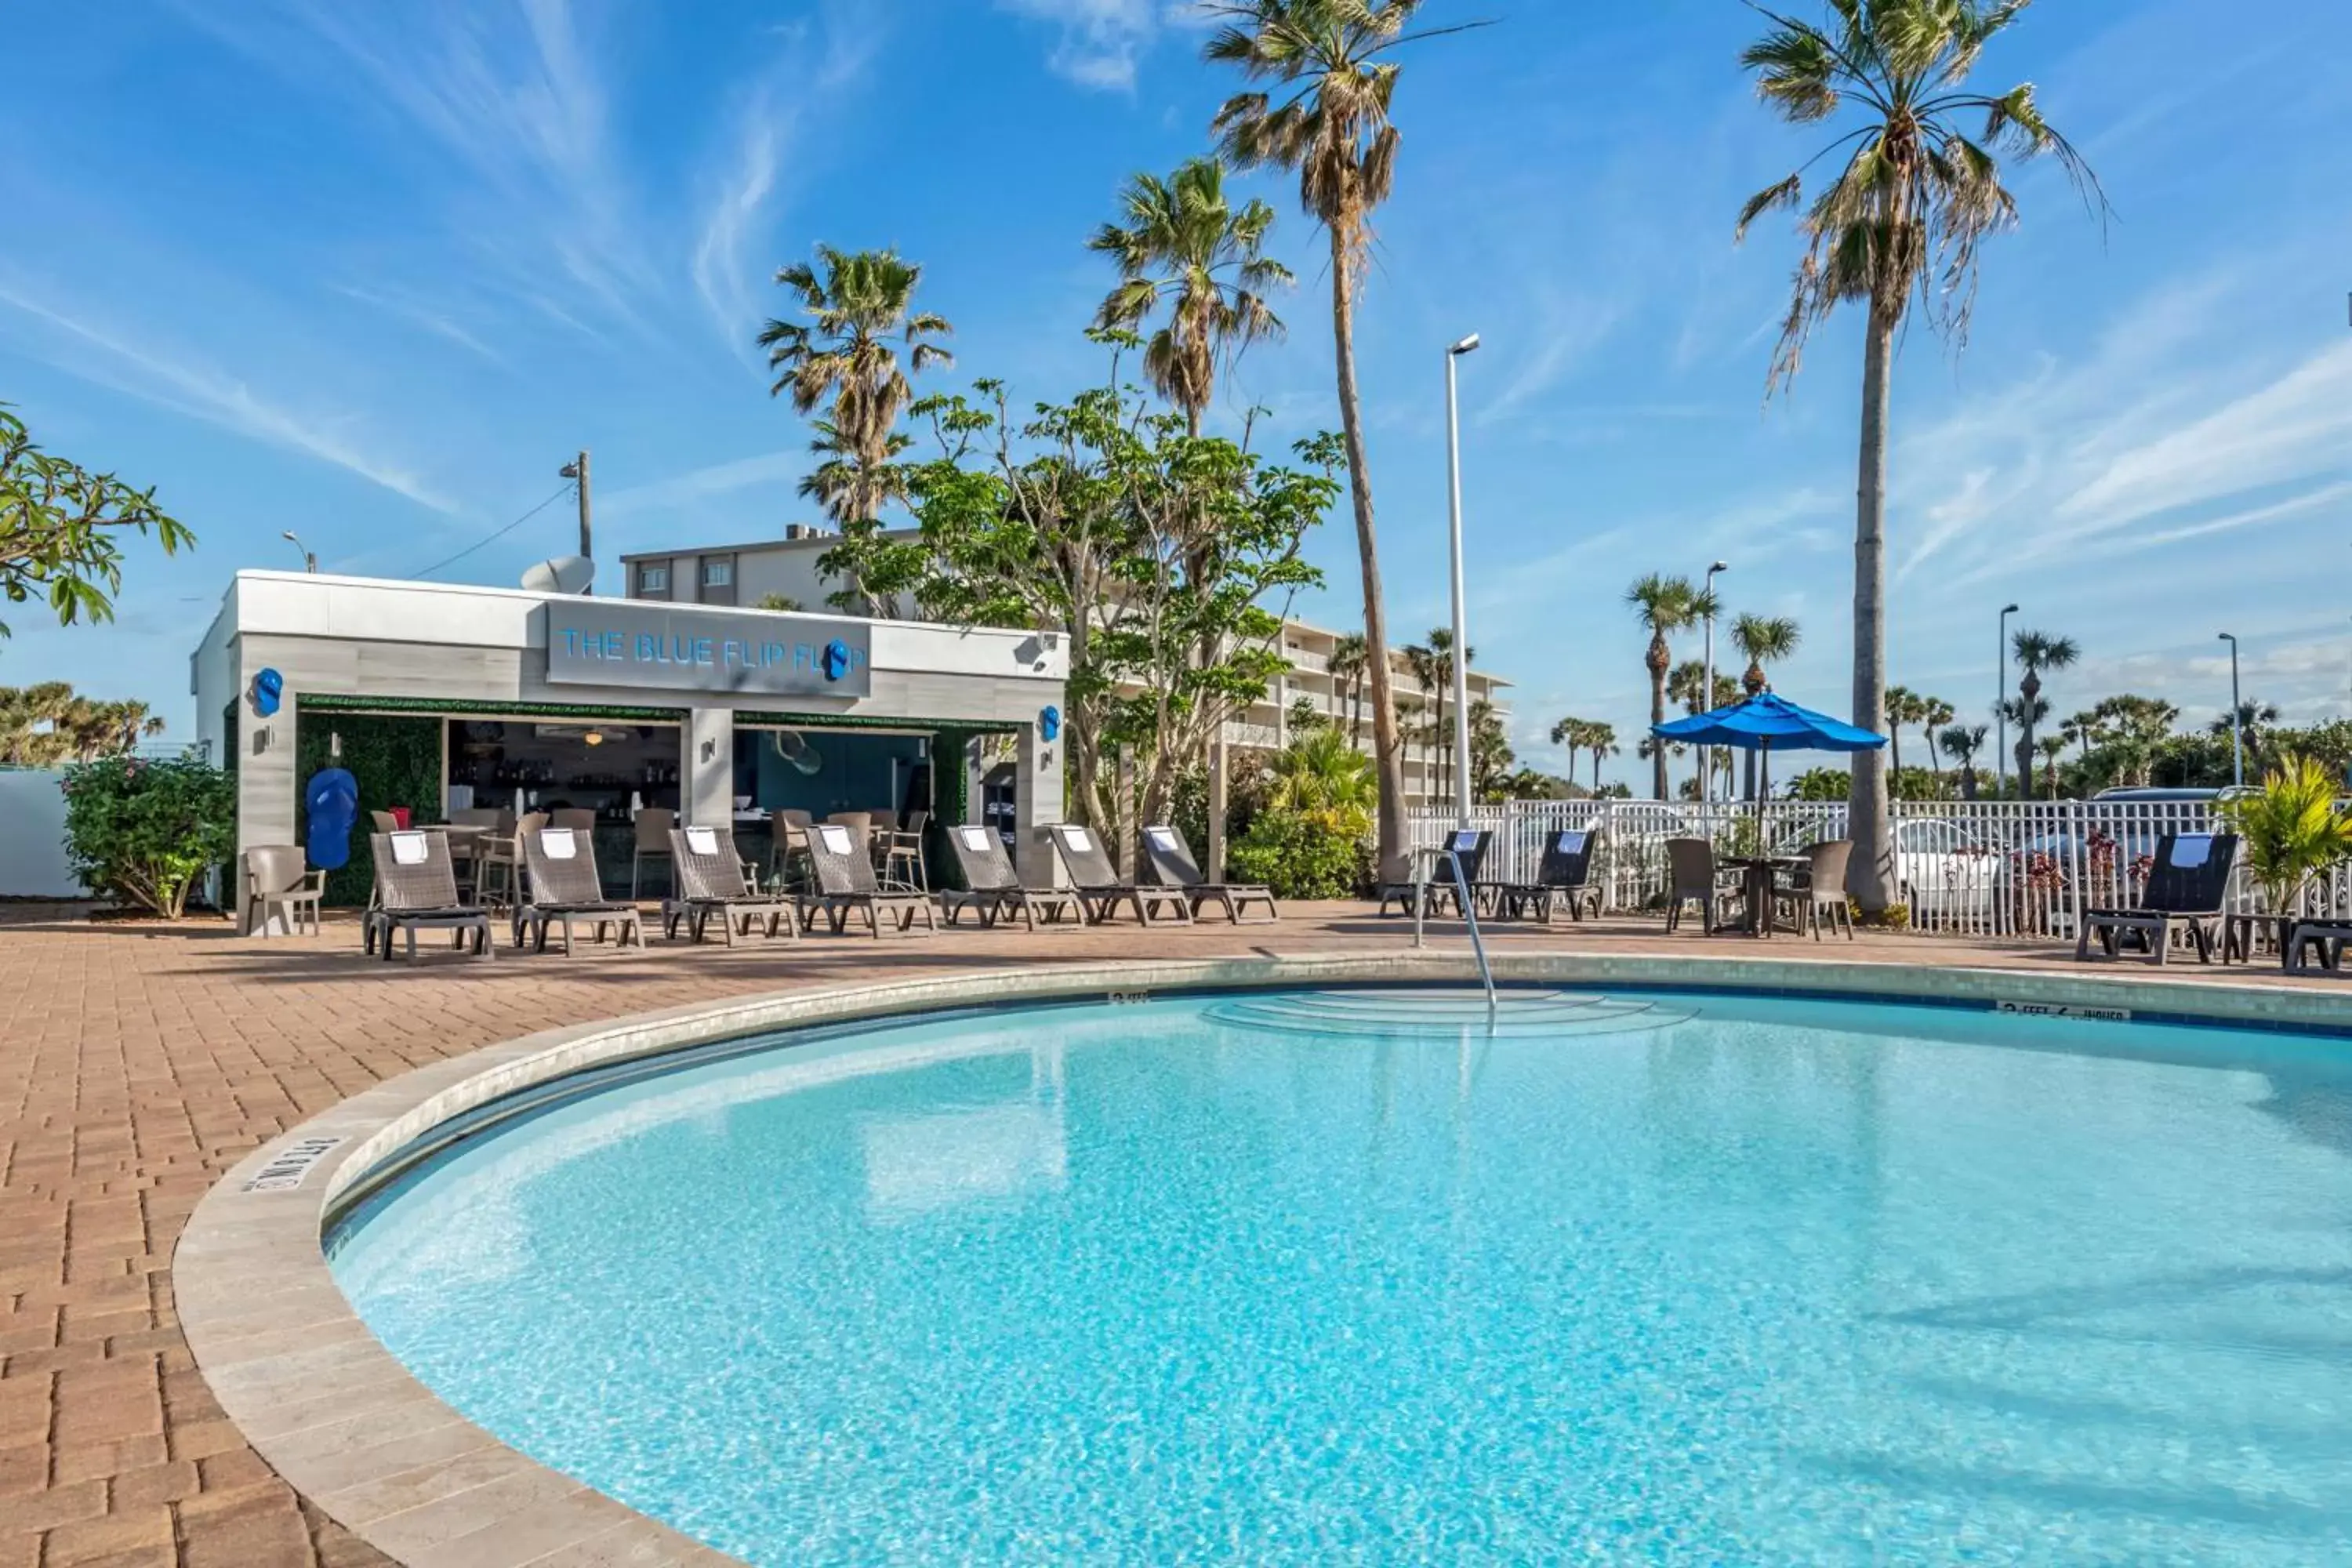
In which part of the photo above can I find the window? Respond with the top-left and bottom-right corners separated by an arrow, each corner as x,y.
637,564 -> 670,593
701,557 -> 734,588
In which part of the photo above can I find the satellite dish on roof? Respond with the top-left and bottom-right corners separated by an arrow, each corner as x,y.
521,555 -> 595,594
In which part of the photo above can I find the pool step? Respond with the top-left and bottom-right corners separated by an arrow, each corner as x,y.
1203,989 -> 1693,1040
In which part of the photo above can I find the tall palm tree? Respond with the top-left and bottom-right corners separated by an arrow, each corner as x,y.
1205,0 -> 1479,883
1423,627 -> 1472,800
1731,612 -> 1801,799
759,245 -> 953,533
1626,573 -> 1701,800
1581,720 -> 1620,796
1918,695 -> 1955,779
2009,630 -> 2078,788
1939,722 -> 1989,800
1091,158 -> 1291,438
2210,698 -> 2283,771
1402,640 -> 1439,786
1327,633 -> 1370,746
1737,1 -> 2100,906
1882,683 -> 1915,779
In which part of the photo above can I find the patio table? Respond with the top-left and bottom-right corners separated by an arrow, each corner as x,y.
1718,855 -> 1806,938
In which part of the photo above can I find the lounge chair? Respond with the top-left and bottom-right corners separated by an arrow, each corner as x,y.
364,831 -> 493,961
1375,829 -> 1494,918
663,825 -> 800,945
1499,829 -> 1602,924
1140,824 -> 1276,924
241,844 -> 325,937
938,824 -> 1083,931
516,826 -> 646,954
2077,832 -> 2238,964
1047,823 -> 1192,927
804,821 -> 938,938
2285,917 -> 2352,973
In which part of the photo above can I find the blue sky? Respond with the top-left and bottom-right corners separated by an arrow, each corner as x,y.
4,0 -> 2348,786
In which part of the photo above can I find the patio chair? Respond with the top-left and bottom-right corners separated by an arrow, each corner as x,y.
1777,838 -> 1855,941
2077,832 -> 2238,965
938,824 -> 1083,931
1499,829 -> 1602,924
1377,829 -> 1493,918
1140,824 -> 1276,924
516,826 -> 646,955
767,809 -> 815,892
364,831 -> 492,961
1663,837 -> 1734,935
880,810 -> 929,890
1047,823 -> 1192,927
632,807 -> 676,899
241,845 -> 325,937
662,825 -> 798,945
803,821 -> 938,938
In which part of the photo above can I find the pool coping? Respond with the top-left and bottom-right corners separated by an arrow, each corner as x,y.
173,948 -> 2352,1568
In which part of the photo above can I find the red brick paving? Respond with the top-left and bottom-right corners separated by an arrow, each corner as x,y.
0,900 -> 2326,1565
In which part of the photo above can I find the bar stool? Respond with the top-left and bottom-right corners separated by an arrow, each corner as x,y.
881,810 -> 928,891
768,810 -> 815,891
475,811 -> 543,913
632,807 -> 676,898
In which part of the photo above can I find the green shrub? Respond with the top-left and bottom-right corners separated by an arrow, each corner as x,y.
60,751 -> 235,917
1225,807 -> 1371,900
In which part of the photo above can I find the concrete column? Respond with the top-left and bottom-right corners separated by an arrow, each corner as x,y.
1206,735 -> 1228,881
1014,721 -> 1063,887
684,707 -> 733,826
965,738 -> 985,826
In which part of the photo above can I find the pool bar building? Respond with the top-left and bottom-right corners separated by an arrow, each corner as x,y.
191,570 -> 1069,913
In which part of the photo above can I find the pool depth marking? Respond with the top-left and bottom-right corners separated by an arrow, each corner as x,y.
239,1135 -> 343,1192
1998,1000 -> 2132,1022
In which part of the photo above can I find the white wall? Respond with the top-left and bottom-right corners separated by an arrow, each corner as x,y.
0,771 -> 82,897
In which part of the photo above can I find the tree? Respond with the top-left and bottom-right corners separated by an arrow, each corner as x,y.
1,407 -> 192,637
1327,632 -> 1369,745
1939,722 -> 1989,800
1550,716 -> 1619,796
1206,0 -> 1479,884
1918,694 -> 1955,779
1730,611 -> 1802,799
1091,157 -> 1291,439
60,752 -> 233,918
2211,698 -> 2284,772
1421,626 -> 1471,800
2009,629 -> 2078,786
2085,693 -> 2179,788
820,339 -> 1335,851
2034,732 -> 2067,799
1265,721 -> 1375,817
1626,572 -> 1703,799
1,683 -> 165,766
1737,0 -> 2100,908
1468,697 -> 1512,801
1883,683 -> 1916,778
760,246 -> 953,611
1668,659 -> 1739,801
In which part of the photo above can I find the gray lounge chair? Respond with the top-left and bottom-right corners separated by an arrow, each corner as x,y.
939,825 -> 1083,931
1380,829 -> 1494,917
2078,832 -> 2238,964
804,821 -> 938,937
1140,825 -> 1276,924
1499,829 -> 1602,924
517,826 -> 646,954
1047,824 -> 1192,927
663,825 -> 799,945
365,831 -> 492,961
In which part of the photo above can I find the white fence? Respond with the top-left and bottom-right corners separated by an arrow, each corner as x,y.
0,768 -> 82,898
1410,797 -> 2352,942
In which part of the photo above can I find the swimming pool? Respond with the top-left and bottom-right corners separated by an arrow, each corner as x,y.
328,987 -> 2352,1564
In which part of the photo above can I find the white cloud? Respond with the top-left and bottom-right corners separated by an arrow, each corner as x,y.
0,280 -> 457,514
334,285 -> 506,366
996,0 -> 1160,90
598,451 -> 803,526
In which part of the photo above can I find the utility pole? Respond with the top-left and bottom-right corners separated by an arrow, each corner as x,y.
561,450 -> 593,593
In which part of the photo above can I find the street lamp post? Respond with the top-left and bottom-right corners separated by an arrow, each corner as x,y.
1996,603 -> 2019,797
1445,333 -> 1480,828
281,531 -> 317,573
1703,560 -> 1728,800
2219,632 -> 2242,788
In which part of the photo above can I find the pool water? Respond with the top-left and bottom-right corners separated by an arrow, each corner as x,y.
328,989 -> 2352,1565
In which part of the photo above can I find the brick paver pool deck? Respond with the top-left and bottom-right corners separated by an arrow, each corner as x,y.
1,901 -> 2338,1567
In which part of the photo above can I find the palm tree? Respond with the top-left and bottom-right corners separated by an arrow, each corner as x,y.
1918,695 -> 1955,779
1402,640 -> 1438,786
1205,0 -> 1479,884
1266,723 -> 1377,821
1883,684 -> 1916,779
1737,1 -> 2100,907
758,245 -> 953,536
2094,693 -> 2178,787
1730,612 -> 1800,799
1091,158 -> 1291,439
1581,720 -> 1620,796
1327,633 -> 1369,746
1626,572 -> 1701,800
2034,733 -> 2067,799
2210,699 -> 2283,768
2009,630 -> 2078,787
1939,722 -> 1989,800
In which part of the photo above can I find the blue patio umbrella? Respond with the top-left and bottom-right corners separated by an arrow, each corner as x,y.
1650,691 -> 1886,810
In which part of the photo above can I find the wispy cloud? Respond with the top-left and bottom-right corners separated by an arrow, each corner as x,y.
0,279 -> 457,513
995,0 -> 1163,90
334,285 -> 506,366
597,451 -> 803,526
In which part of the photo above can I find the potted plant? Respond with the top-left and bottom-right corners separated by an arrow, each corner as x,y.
2217,755 -> 2352,919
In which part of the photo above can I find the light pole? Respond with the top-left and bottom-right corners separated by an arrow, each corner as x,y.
2219,631 -> 2242,788
1995,603 -> 2019,797
1702,559 -> 1728,800
1445,333 -> 1480,826
281,531 -> 317,573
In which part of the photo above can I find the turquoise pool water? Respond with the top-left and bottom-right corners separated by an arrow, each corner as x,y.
328,989 -> 2352,1565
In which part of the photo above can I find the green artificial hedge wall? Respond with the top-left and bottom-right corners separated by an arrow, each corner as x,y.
294,707 -> 444,905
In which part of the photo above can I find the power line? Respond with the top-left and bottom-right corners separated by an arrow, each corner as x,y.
410,482 -> 576,580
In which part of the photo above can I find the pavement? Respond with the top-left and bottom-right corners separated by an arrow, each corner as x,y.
0,898 -> 2334,1568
